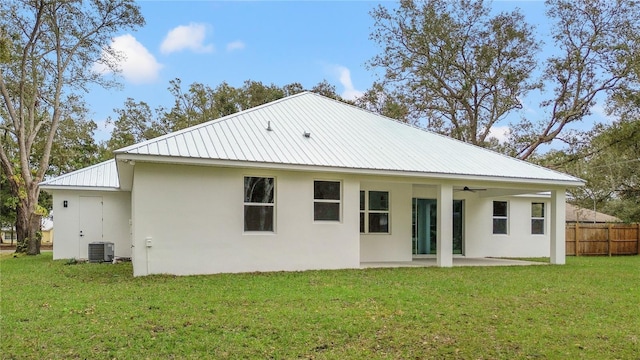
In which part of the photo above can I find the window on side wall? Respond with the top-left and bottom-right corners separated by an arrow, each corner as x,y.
244,176 -> 275,232
359,191 -> 365,233
314,180 -> 341,221
531,202 -> 545,235
492,201 -> 508,234
359,190 -> 390,234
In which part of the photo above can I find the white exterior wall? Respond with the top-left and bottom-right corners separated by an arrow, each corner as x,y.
465,196 -> 551,258
359,181 -> 413,262
358,180 -> 554,261
131,163 -> 360,276
48,190 -> 131,260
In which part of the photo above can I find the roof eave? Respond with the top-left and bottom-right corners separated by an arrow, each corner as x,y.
115,153 -> 585,188
39,185 -> 122,192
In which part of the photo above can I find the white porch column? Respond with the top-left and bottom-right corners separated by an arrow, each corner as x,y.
550,189 -> 566,265
437,184 -> 453,267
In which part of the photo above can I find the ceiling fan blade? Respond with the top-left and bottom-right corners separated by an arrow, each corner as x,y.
455,186 -> 488,192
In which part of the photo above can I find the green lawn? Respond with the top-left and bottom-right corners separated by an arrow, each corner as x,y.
1,254 -> 639,359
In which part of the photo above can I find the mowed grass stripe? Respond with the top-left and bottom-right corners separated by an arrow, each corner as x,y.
1,254 -> 639,359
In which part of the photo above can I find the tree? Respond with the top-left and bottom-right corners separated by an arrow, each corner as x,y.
368,0 -> 540,147
509,0 -> 640,159
105,98 -> 157,154
309,80 -> 344,101
0,0 -> 144,254
538,116 -> 640,223
149,79 -> 288,138
33,104 -> 101,177
368,0 -> 640,159
104,79 -> 343,152
236,80 -> 286,110
593,122 -> 640,222
1,170 -> 17,244
355,82 -> 409,122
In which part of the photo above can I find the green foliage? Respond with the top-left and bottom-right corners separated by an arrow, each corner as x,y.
30,100 -> 101,177
508,0 -> 640,159
367,0 -> 540,147
356,82 -> 410,122
0,171 -> 17,235
537,118 -> 640,222
0,0 -> 144,251
367,0 -> 640,159
104,78 -> 347,153
104,98 -> 157,153
2,254 -> 640,358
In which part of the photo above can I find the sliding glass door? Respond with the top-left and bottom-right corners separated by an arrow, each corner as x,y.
412,198 -> 464,255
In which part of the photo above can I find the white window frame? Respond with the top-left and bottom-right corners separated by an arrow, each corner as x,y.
360,191 -> 365,233
243,176 -> 276,233
360,190 -> 390,234
531,202 -> 545,235
313,180 -> 342,222
492,200 -> 508,235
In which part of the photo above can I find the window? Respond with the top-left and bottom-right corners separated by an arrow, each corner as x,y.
531,202 -> 545,234
360,191 -> 365,233
360,190 -> 390,233
244,177 -> 275,232
314,180 -> 341,221
492,201 -> 508,234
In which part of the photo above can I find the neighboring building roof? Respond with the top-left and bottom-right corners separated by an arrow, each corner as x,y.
41,217 -> 53,231
116,92 -> 582,185
566,203 -> 622,223
40,159 -> 119,190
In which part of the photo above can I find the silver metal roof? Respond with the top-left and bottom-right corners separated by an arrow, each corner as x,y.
115,92 -> 581,184
40,159 -> 119,189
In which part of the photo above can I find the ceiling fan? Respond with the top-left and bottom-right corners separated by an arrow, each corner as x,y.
455,186 -> 488,193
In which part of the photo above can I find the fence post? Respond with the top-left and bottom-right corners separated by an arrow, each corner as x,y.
608,223 -> 613,257
637,223 -> 640,255
575,222 -> 580,256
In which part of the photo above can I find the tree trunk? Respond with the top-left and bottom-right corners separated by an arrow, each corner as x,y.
14,199 -> 41,255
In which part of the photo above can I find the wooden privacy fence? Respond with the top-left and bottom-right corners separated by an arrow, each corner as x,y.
566,223 -> 640,256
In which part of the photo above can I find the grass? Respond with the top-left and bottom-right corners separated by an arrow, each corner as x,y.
1,254 -> 639,359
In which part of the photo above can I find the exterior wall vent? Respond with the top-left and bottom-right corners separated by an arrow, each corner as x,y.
88,242 -> 115,263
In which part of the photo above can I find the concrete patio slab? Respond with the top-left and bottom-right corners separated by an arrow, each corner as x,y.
360,257 -> 547,269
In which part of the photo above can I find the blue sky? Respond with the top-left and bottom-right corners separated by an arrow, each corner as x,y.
88,1 -> 608,144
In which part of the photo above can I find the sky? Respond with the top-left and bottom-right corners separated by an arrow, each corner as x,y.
88,1 -> 610,144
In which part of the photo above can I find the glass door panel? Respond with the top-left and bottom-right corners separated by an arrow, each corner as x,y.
453,200 -> 464,255
412,198 -> 464,255
412,198 -> 437,255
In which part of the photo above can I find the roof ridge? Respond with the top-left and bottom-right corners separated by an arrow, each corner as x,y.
114,91 -> 312,154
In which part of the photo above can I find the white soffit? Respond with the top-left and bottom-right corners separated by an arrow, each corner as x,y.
40,159 -> 119,189
113,92 -> 581,184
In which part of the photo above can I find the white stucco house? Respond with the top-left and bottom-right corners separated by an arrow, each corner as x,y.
40,92 -> 583,276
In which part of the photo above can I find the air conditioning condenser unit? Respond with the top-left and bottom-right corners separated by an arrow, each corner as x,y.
88,242 -> 115,263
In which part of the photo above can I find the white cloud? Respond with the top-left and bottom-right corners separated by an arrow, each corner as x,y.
488,125 -> 511,144
93,34 -> 163,84
589,103 -> 615,123
160,23 -> 214,54
331,65 -> 364,101
226,41 -> 245,52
